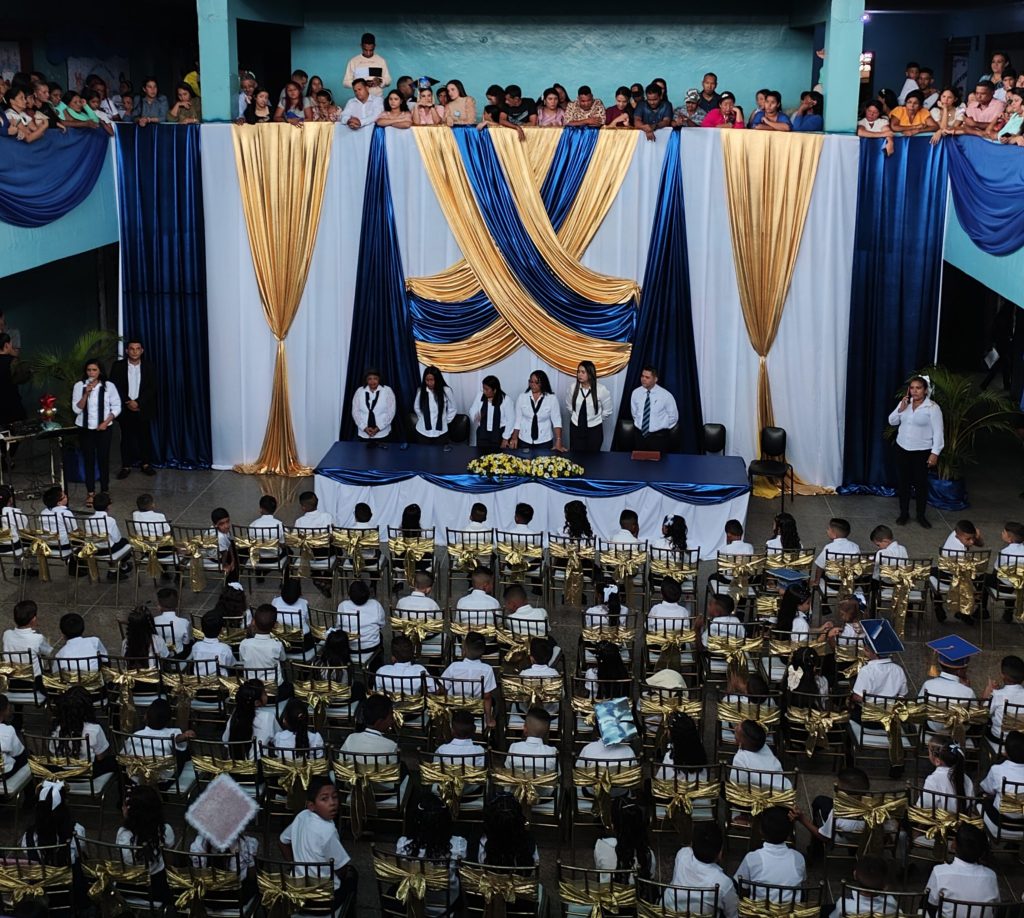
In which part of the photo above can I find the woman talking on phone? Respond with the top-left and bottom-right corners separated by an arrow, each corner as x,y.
888,374 -> 943,529
73,359 -> 121,508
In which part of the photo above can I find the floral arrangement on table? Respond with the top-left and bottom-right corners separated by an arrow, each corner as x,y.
467,453 -> 584,479
38,393 -> 59,429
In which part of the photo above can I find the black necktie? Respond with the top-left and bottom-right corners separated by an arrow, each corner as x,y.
531,395 -> 543,441
578,389 -> 589,430
366,389 -> 378,428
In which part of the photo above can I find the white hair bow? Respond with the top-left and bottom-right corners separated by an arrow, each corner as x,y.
786,665 -> 804,692
603,585 -> 619,602
948,741 -> 964,758
920,374 -> 934,397
40,779 -> 64,810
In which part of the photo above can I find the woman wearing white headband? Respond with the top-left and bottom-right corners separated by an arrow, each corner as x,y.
888,374 -> 944,529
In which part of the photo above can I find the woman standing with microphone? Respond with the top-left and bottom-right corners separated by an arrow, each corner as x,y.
73,359 -> 121,508
888,374 -> 943,528
565,360 -> 612,453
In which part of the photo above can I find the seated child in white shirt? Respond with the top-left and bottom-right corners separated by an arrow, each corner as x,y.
735,806 -> 806,898
153,586 -> 193,657
189,610 -> 237,676
54,611 -> 107,671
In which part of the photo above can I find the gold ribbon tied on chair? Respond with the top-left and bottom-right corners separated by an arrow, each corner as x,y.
117,753 -> 177,786
906,804 -> 982,849
548,540 -> 595,606
41,666 -> 105,694
834,790 -> 907,854
651,775 -> 720,835
84,859 -> 149,917
489,766 -> 560,817
999,791 -> 1024,820
0,864 -> 72,905
390,536 -> 434,585
495,628 -> 533,662
294,678 -> 352,731
724,781 -> 796,818
835,640 -> 869,678
448,540 -> 494,575
558,880 -> 636,918
645,627 -> 696,673
823,556 -> 871,600
639,900 -> 715,918
860,700 -> 927,766
604,549 -> 647,606
706,635 -> 764,681
459,865 -> 537,918
257,871 -> 333,918
581,624 -> 636,646
21,528 -> 54,582
419,760 -> 488,818
333,759 -> 402,839
496,541 -> 543,580
332,528 -> 381,577
501,675 -> 563,709
767,635 -> 829,659
571,763 -> 643,830
69,529 -> 107,581
754,595 -> 779,621
128,533 -> 174,579
177,534 -> 218,592
450,619 -> 497,640
924,700 -> 989,746
784,707 -> 850,756
191,754 -> 259,779
765,552 -> 815,578
571,695 -> 598,728
234,536 -> 282,570
879,562 -> 931,637
426,693 -> 484,745
938,554 -> 988,617
389,615 -> 445,648
0,659 -> 33,694
374,856 -> 450,918
262,754 -> 329,811
382,691 -> 427,730
29,755 -> 94,782
166,866 -> 240,918
996,564 -> 1024,623
285,529 -> 331,578
102,666 -> 160,733
638,695 -> 703,754
718,700 -> 781,731
738,899 -> 821,918
719,556 -> 766,603
649,555 -> 698,582
163,672 -> 221,731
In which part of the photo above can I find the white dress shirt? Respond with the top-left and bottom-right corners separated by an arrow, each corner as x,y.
513,392 -> 562,444
981,759 -> 1024,811
942,531 -> 977,555
238,633 -> 287,681
222,706 -> 277,751
456,589 -> 500,612
295,509 -> 335,529
888,397 -> 944,454
249,514 -> 285,542
926,858 -> 999,917
280,810 -> 351,888
648,601 -> 692,624
52,722 -> 108,762
190,637 -> 236,675
352,385 -> 396,440
340,93 -> 384,126
414,386 -> 457,438
441,658 -> 497,695
1,506 -> 27,543
630,384 -> 678,434
375,660 -> 435,694
919,671 -> 976,701
0,722 -> 25,775
853,658 -> 908,699
722,540 -> 755,556
921,765 -> 975,811
576,739 -> 636,764
271,728 -> 325,759
565,384 -> 612,428
434,737 -> 486,765
339,727 -> 398,755
132,509 -> 170,534
476,397 -> 515,440
272,596 -> 311,634
830,893 -> 899,918
337,599 -> 385,650
997,541 -> 1024,571
395,591 -> 441,615
72,379 -> 122,429
153,611 -> 192,650
116,825 -> 175,874
990,682 -> 1024,737
667,847 -> 738,918
507,604 -> 548,623
126,362 -> 141,400
816,537 -> 863,570
55,634 -> 107,669
731,747 -> 789,789
3,627 -> 53,676
734,843 -> 806,895
873,540 -> 908,577
507,736 -> 558,770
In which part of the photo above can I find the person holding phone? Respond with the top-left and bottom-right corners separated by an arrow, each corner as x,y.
73,359 -> 122,508
888,374 -> 944,528
343,32 -> 390,96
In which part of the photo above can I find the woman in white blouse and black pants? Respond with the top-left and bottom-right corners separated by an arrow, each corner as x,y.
73,359 -> 122,508
510,370 -> 566,452
475,375 -> 513,452
566,360 -> 612,453
413,365 -> 457,445
888,374 -> 944,528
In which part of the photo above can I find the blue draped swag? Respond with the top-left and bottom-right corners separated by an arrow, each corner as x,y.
0,128 -> 109,227
340,128 -> 421,441
407,127 -> 636,346
613,130 -> 704,453
839,137 -> 948,493
115,124 -> 212,469
946,136 -> 1024,256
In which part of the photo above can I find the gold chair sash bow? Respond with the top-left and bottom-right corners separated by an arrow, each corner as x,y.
381,692 -> 427,731
0,864 -> 72,904
0,659 -> 31,694
558,880 -> 636,918
717,700 -> 781,730
178,534 -> 218,592
83,859 -> 149,918
166,866 -> 240,918
163,672 -> 220,731
834,790 -> 907,854
649,556 -> 698,581
571,695 -> 598,727
458,865 -> 537,918
572,764 -> 643,829
191,754 -> 259,777
262,755 -> 329,810
29,755 -> 94,782
22,529 -> 54,582
860,700 -> 927,765
128,533 -> 175,578
495,628 -> 532,662
724,781 -> 796,817
374,857 -> 450,918
234,535 -> 282,569
116,753 -> 177,785
70,530 -> 106,581
651,776 -> 720,835
646,629 -> 696,673
389,615 -> 445,647
257,871 -> 333,918
938,555 -> 988,617
450,620 -> 497,640
389,536 -> 435,584
999,791 -> 1024,818
907,805 -> 982,846
284,529 -> 331,578
639,901 -> 715,918
448,541 -> 494,574
102,666 -> 160,733
218,674 -> 245,698
707,635 -> 764,680
925,701 -> 989,745
835,641 -> 869,677
42,667 -> 105,694
719,556 -> 766,603
639,696 -> 703,753
605,549 -> 647,605
824,557 -> 871,599
425,694 -> 484,745
501,676 -> 563,709
766,553 -> 815,571
332,528 -> 381,576
333,759 -> 402,838
496,541 -> 542,578
294,679 -> 352,731
419,760 -> 488,817
581,625 -> 636,645
754,594 -> 779,620
767,636 -> 829,658
996,564 -> 1024,623
549,541 -> 595,606
489,766 -> 560,816
879,562 -> 931,637
784,707 -> 850,756
738,898 -> 821,918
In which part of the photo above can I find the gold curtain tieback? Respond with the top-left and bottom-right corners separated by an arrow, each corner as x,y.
116,753 -> 177,785
69,529 -> 107,581
938,556 -> 987,616
784,707 -> 849,756
581,625 -> 635,644
766,553 -> 815,571
263,755 -> 328,809
332,529 -> 380,576
102,666 -> 160,733
639,696 -> 702,753
558,880 -> 636,918
999,791 -> 1024,817
84,859 -> 149,905
649,558 -> 697,580
767,636 -> 828,658
285,529 -> 331,578
234,536 -> 282,569
724,781 -> 795,816
906,805 -> 980,841
178,534 -> 218,591
860,701 -> 927,765
333,760 -> 402,838
925,701 -> 988,745
295,679 -> 351,731
374,857 -> 449,917
128,533 -> 174,578
450,621 -> 497,639
389,615 -> 444,645
707,635 -> 764,668
425,694 -> 484,745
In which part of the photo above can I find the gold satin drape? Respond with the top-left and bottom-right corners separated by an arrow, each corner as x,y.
410,127 -> 640,374
720,130 -> 828,496
231,123 -> 334,476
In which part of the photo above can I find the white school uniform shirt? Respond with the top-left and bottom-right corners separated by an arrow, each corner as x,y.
222,706 -> 277,751
981,759 -> 1024,810
340,93 -> 384,125
576,739 -> 636,765
766,536 -> 803,551
280,810 -> 351,888
731,747 -> 789,789
272,728 -> 326,758
191,833 -> 259,874
132,509 -> 171,534
190,637 -> 236,675
153,610 -> 193,649
921,765 -> 975,811
441,657 -> 496,695
507,604 -> 548,623
703,615 -> 745,646
565,383 -> 612,428
376,660 -> 436,694
340,727 -> 399,755
647,601 -> 691,624
295,509 -> 335,529
352,384 -> 396,440
238,633 -> 287,681
874,540 -> 909,578
3,627 -> 53,676
919,671 -> 976,701
249,514 -> 285,542
667,848 -> 738,918
507,736 -> 558,770
853,658 -> 908,699
926,858 -> 999,917
475,397 -> 515,440
116,824 -> 175,874
0,722 -> 25,775
630,383 -> 678,434
996,542 -> 1024,574
816,537 -> 863,570
337,598 -> 385,649
513,392 -> 562,444
272,596 -> 311,634
1,506 -> 27,542
395,591 -> 441,615
519,663 -> 559,678
721,540 -> 755,556
734,842 -> 806,894
610,528 -> 639,543
41,505 -> 76,546
464,520 -> 491,532
990,682 -> 1024,736
86,510 -> 123,544
941,531 -> 979,555
434,736 -> 486,766
456,589 -> 500,613
830,893 -> 900,918
51,722 -> 109,761
55,635 -> 107,669
897,76 -> 920,104
888,397 -> 944,453
509,523 -> 536,535
72,379 -> 122,429
414,386 -> 457,437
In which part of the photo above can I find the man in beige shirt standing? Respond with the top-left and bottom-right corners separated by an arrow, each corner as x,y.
343,33 -> 391,96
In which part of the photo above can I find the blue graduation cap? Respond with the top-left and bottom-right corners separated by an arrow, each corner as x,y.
862,618 -> 904,656
927,635 -> 981,669
773,568 -> 806,588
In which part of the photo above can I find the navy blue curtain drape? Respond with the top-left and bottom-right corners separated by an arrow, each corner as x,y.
840,137 -> 948,491
340,128 -> 421,441
613,130 -> 704,453
946,136 -> 1024,256
0,129 -> 109,227
115,124 -> 212,469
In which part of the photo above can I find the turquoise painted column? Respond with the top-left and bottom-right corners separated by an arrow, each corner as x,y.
198,0 -> 237,122
821,0 -> 865,132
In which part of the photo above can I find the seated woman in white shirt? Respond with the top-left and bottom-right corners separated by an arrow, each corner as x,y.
413,365 -> 457,445
857,99 -> 894,155
509,370 -> 566,452
766,511 -> 802,552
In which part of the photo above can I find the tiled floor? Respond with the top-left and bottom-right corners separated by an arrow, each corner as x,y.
3,427 -> 1023,910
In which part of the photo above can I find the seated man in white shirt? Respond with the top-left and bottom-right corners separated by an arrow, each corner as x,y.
851,619 -> 908,704
941,519 -> 985,555
925,824 -> 1000,918
502,583 -> 548,624
869,523 -> 908,581
341,78 -> 384,129
666,823 -> 738,918
294,491 -> 334,529
734,806 -> 806,899
395,571 -> 441,616
720,519 -> 754,556
507,707 -> 557,770
374,634 -> 439,695
238,604 -> 289,690
441,631 -> 497,726
988,521 -> 1024,622
152,586 -> 193,657
509,502 -> 537,534
434,709 -> 486,766
455,569 -> 500,624
812,518 -> 862,589
85,492 -> 133,575
132,493 -> 171,534
464,503 -> 491,532
629,365 -> 679,453
3,599 -> 53,679
648,577 -> 691,624
609,508 -> 640,544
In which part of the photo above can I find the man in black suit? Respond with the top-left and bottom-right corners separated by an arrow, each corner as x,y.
109,339 -> 157,478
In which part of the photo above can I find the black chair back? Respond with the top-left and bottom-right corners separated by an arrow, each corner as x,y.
616,417 -> 635,445
702,423 -> 726,454
448,413 -> 470,443
761,426 -> 787,458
